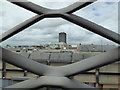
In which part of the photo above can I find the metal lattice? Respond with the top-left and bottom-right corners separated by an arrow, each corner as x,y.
0,0 -> 120,89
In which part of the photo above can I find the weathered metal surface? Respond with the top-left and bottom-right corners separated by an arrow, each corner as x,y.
3,76 -> 98,89
0,15 -> 45,42
62,14 -> 120,44
1,47 -> 119,77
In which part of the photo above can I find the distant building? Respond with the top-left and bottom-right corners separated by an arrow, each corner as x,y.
59,32 -> 67,43
78,44 -> 117,52
67,45 -> 78,50
49,42 -> 67,49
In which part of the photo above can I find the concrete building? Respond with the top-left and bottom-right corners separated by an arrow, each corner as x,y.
49,42 -> 67,50
78,44 -> 117,52
59,32 -> 67,43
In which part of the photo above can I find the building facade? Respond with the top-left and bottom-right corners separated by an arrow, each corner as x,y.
59,32 -> 67,43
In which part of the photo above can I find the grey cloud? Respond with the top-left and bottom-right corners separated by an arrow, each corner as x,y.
1,1 -> 35,33
30,18 -> 70,30
105,2 -> 114,5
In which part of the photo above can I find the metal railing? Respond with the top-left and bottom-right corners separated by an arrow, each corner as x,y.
0,0 -> 120,89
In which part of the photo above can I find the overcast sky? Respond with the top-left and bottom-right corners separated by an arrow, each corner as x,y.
0,0 -> 119,46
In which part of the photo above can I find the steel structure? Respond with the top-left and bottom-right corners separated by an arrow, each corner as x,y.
0,0 -> 120,89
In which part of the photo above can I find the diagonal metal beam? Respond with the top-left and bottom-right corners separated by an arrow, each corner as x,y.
0,14 -> 45,42
1,0 -> 97,42
3,76 -> 98,89
7,0 -> 97,15
57,47 -> 120,76
0,47 -> 49,76
59,0 -> 97,14
62,14 -> 120,44
1,0 -> 119,89
1,46 -> 119,77
7,0 -> 51,14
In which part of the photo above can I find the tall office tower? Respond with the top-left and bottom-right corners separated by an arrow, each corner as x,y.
59,32 -> 67,43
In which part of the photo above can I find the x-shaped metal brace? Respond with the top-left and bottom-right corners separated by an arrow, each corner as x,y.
1,0 -> 120,89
